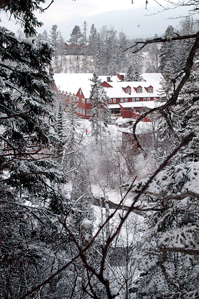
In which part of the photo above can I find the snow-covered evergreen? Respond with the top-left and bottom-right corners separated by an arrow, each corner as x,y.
89,73 -> 111,143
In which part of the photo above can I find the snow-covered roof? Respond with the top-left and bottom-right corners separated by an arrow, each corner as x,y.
53,73 -> 162,99
120,101 -> 158,109
54,73 -> 93,97
141,73 -> 163,82
103,80 -> 161,99
108,104 -> 120,109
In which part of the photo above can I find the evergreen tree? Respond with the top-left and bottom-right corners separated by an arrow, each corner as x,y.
159,26 -> 178,76
118,31 -> 129,72
38,29 -> 49,43
89,24 -> 97,55
0,2 -> 74,298
125,65 -> 134,81
83,21 -> 87,43
131,166 -> 199,298
50,24 -> 59,58
70,25 -> 83,45
125,45 -> 143,81
95,33 -> 104,75
89,73 -> 111,143
129,19 -> 199,299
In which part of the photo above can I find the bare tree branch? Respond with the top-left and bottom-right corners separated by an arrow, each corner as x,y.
161,246 -> 199,256
40,0 -> 54,12
132,31 -> 199,148
124,33 -> 197,53
20,132 -> 194,299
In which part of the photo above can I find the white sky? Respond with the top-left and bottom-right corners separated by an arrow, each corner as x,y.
39,0 -> 148,20
0,0 -> 195,40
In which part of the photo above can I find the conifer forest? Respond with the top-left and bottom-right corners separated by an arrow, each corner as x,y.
0,0 -> 199,298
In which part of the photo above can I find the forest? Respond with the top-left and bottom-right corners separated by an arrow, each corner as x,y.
37,22 -> 157,75
0,0 -> 199,298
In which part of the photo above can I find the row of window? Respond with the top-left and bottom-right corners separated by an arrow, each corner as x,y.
125,87 -> 153,94
76,107 -> 85,115
76,107 -> 92,116
109,97 -> 153,103
76,97 -> 90,103
76,106 -> 147,116
76,97 -> 157,105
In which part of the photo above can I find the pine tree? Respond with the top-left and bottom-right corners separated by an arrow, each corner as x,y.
125,46 -> 143,82
70,25 -> 83,45
125,65 -> 134,81
118,32 -> 129,73
89,73 -> 111,143
131,166 -> 199,298
0,2 -> 73,298
50,24 -> 59,71
89,24 -> 97,55
38,29 -> 49,43
83,21 -> 87,43
159,25 -> 179,76
95,33 -> 104,75
129,20 -> 199,299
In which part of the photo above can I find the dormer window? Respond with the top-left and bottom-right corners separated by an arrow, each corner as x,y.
145,86 -> 153,93
126,87 -> 131,94
137,87 -> 142,93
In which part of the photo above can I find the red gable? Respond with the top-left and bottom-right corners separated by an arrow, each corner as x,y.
144,85 -> 153,93
101,81 -> 113,88
134,86 -> 142,93
117,74 -> 124,81
122,86 -> 131,94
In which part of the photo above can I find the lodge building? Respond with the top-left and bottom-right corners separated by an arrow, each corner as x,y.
54,73 -> 162,122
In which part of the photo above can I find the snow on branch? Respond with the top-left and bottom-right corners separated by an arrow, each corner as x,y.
132,31 -> 199,149
160,246 -> 199,256
124,33 -> 198,53
19,132 -> 195,299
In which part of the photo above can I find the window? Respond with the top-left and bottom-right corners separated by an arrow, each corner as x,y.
126,88 -> 131,94
79,90 -> 82,95
136,98 -> 139,101
137,87 -> 142,93
87,98 -> 90,103
132,98 -> 135,102
87,109 -> 91,116
148,87 -> 153,93
82,98 -> 85,103
83,109 -> 85,115
76,97 -> 79,101
77,107 -> 79,113
143,97 -> 146,101
113,98 -> 116,103
125,98 -> 128,102
80,108 -> 82,114
147,97 -> 151,101
120,98 -> 123,103
109,99 -> 112,103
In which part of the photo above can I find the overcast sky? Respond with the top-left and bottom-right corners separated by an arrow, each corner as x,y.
0,0 -> 194,40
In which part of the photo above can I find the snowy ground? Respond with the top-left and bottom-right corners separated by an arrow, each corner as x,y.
65,118 -> 155,204
62,118 -> 152,248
